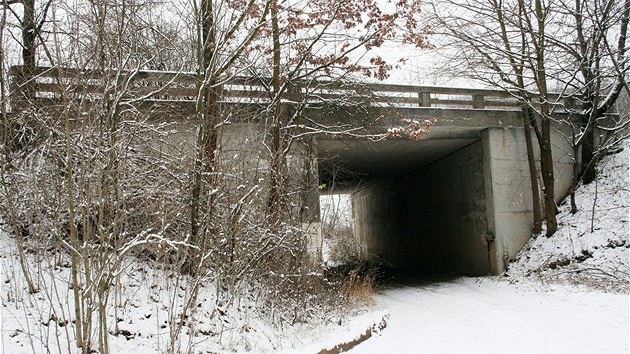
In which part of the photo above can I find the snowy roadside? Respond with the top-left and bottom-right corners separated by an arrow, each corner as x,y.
347,277 -> 629,354
277,310 -> 388,354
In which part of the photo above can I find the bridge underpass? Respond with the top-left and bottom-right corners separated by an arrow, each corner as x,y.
317,116 -> 574,276
11,65 -> 576,276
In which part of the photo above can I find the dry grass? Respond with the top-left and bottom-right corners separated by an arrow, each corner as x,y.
341,265 -> 378,305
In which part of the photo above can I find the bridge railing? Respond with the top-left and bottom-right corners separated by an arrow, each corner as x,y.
10,65 -> 562,111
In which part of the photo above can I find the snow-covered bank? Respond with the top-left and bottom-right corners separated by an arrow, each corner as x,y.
0,229 -> 377,353
348,277 -> 629,354
506,141 -> 629,292
0,232 -> 280,353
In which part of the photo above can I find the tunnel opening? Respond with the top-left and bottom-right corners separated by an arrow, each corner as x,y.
319,193 -> 358,267
317,137 -> 492,278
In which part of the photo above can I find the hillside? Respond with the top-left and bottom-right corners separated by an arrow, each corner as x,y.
506,139 -> 629,292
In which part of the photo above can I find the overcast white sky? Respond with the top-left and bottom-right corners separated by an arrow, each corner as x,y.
0,0 -> 477,88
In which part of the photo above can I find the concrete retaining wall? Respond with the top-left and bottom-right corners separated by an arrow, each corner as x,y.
483,127 -> 573,273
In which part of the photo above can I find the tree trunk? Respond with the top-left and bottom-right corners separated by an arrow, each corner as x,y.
188,0 -> 219,273
580,124 -> 596,184
540,117 -> 557,236
522,107 -> 542,233
20,0 -> 36,99
267,0 -> 283,225
533,0 -> 557,237
569,139 -> 580,214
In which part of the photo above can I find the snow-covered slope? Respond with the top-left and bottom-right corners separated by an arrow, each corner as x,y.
506,140 -> 629,292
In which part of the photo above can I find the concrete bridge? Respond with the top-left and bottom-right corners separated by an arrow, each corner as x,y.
316,104 -> 573,275
10,66 -> 576,275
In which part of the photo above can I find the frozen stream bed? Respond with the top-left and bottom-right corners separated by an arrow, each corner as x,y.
348,277 -> 629,354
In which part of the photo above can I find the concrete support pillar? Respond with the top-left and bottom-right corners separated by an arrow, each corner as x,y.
418,92 -> 432,107
482,128 -> 539,273
472,94 -> 485,109
299,137 -> 322,264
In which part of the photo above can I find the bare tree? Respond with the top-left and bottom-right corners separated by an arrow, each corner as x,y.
1,1 -> 198,352
427,0 -> 629,236
246,0 -> 429,224
2,0 -> 53,98
184,0 -> 272,273
555,0 -> 629,212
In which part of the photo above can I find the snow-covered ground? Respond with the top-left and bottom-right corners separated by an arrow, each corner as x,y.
349,278 -> 628,354
2,141 -> 628,353
0,230 -> 380,354
0,238 -> 292,353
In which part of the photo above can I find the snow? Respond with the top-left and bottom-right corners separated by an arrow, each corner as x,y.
319,194 -> 353,227
506,141 -> 629,292
0,242 -> 288,354
0,229 -> 378,354
348,278 -> 628,354
277,310 -> 388,354
320,194 -> 356,267
2,141 -> 628,353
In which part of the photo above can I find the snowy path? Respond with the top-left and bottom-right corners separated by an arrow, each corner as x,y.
348,278 -> 629,354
